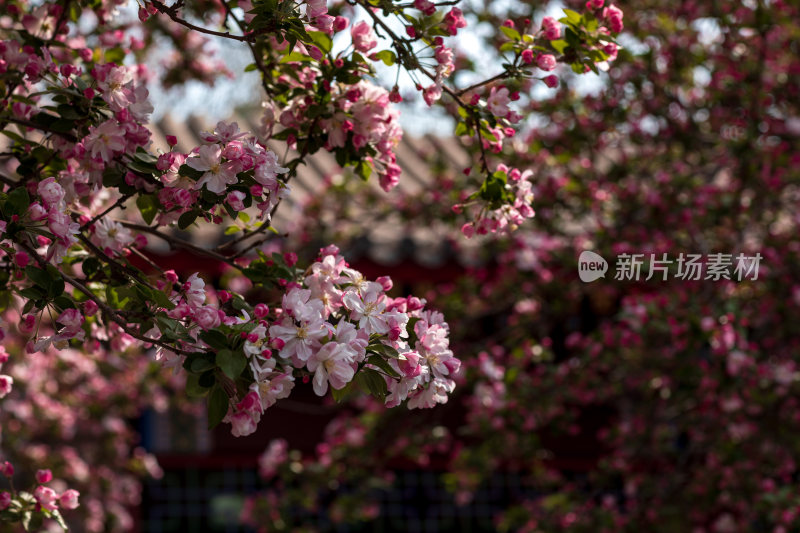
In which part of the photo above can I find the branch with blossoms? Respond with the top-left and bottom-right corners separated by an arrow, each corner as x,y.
0,0 -> 624,528
0,462 -> 79,531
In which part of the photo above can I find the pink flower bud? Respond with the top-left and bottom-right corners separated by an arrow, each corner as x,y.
308,45 -> 323,61
0,462 -> 13,477
537,53 -> 557,71
34,486 -> 58,511
0,492 -> 10,511
218,290 -> 231,303
254,303 -> 269,318
166,135 -> 177,147
543,74 -> 559,88
461,222 -> 475,238
164,270 -> 179,284
19,314 -> 36,335
283,252 -> 298,267
271,338 -> 285,350
376,276 -> 393,291
333,16 -> 349,32
407,296 -> 424,311
14,251 -> 29,268
399,352 -> 422,378
59,489 -> 80,510
83,300 -> 99,317
36,469 -> 52,484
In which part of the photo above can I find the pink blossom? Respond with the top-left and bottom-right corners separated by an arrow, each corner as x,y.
541,16 -> 561,40
34,485 -> 58,511
195,305 -> 222,330
230,410 -> 258,437
443,8 -> 467,36
225,191 -> 246,212
603,4 -> 624,32
188,145 -> 240,194
537,53 -> 557,71
36,469 -> 52,484
0,375 -> 12,398
37,177 -> 65,208
351,21 -> 377,53
57,308 -> 84,334
487,87 -> 510,117
414,0 -> 435,15
93,218 -> 133,253
0,492 -> 10,511
343,283 -> 390,335
307,341 -> 356,396
84,120 -> 126,162
306,0 -> 327,19
14,251 -> 29,268
59,489 -> 80,510
543,74 -> 559,88
254,303 -> 270,318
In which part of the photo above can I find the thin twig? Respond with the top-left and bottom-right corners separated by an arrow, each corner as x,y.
119,221 -> 241,267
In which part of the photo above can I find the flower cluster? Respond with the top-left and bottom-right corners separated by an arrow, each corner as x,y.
158,120 -> 289,224
266,79 -> 403,192
223,245 -> 460,436
458,164 -> 535,237
0,462 -> 79,528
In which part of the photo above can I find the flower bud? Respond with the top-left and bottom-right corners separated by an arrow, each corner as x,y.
36,469 -> 52,484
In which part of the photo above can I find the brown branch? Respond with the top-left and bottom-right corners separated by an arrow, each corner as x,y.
119,221 -> 241,267
150,0 -> 254,42
14,240 -> 194,357
80,195 -> 130,232
2,115 -> 78,142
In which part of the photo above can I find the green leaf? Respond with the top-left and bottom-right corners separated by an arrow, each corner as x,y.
224,225 -> 241,235
177,210 -> 199,230
373,49 -> 397,66
207,386 -> 229,429
186,373 -> 211,398
50,509 -> 68,531
307,30 -> 332,53
48,276 -> 65,298
178,164 -> 204,180
356,368 -> 388,401
560,9 -> 582,26
500,26 -> 521,41
4,186 -> 30,217
53,295 -> 74,310
355,160 -> 372,181
367,342 -> 400,359
186,353 -> 216,373
550,39 -> 569,54
366,354 -> 401,378
82,257 -> 101,277
25,266 -> 52,289
0,291 -> 11,313
136,195 -> 159,225
331,380 -> 358,403
200,329 -> 229,350
406,316 -> 422,347
280,51 -> 313,63
216,349 -> 247,379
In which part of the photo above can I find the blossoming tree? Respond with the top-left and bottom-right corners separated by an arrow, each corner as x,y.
0,0 -> 623,529
238,0 -> 800,531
